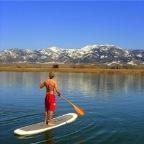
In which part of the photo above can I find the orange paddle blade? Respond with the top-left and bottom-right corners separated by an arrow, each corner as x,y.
73,105 -> 85,116
61,96 -> 85,116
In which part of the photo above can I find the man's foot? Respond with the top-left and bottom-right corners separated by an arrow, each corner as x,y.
44,119 -> 49,125
48,121 -> 55,126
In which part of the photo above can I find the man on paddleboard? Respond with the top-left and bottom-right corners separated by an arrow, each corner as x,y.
40,72 -> 61,125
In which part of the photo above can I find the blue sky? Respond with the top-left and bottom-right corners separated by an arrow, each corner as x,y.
0,1 -> 144,50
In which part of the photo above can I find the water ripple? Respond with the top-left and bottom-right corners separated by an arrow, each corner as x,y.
0,112 -> 41,126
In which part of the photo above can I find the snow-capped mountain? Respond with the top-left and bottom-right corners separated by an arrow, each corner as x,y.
0,45 -> 144,65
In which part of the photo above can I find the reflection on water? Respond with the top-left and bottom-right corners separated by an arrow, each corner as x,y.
44,131 -> 54,144
0,72 -> 143,93
61,73 -> 144,94
0,72 -> 144,144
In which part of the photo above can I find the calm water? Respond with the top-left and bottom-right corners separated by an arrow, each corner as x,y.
0,72 -> 144,144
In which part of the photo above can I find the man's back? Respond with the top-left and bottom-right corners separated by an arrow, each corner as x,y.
45,79 -> 57,94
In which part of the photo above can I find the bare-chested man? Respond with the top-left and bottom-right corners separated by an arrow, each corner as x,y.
40,72 -> 61,125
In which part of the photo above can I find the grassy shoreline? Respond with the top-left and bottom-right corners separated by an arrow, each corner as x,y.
0,63 -> 144,75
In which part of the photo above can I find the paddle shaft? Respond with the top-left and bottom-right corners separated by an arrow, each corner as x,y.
60,96 -> 75,107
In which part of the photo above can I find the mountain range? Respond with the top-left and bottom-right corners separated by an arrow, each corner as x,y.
0,45 -> 144,65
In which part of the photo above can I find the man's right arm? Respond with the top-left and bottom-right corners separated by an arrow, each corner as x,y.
40,81 -> 46,89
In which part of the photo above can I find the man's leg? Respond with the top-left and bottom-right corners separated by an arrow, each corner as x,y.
48,98 -> 55,125
48,111 -> 54,125
45,111 -> 49,124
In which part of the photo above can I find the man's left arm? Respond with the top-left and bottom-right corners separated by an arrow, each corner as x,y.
54,81 -> 61,96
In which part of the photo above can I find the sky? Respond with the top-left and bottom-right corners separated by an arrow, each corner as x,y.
0,1 -> 144,50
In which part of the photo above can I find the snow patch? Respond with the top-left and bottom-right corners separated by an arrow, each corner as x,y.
137,54 -> 142,58
127,61 -> 137,65
107,61 -> 120,66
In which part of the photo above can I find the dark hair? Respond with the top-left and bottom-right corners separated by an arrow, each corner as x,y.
49,72 -> 55,79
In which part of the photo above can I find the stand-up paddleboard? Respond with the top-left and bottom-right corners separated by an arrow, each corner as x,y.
14,113 -> 77,136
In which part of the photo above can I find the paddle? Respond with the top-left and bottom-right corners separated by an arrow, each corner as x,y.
61,96 -> 85,116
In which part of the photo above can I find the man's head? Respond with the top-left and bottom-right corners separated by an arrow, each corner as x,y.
49,72 -> 55,79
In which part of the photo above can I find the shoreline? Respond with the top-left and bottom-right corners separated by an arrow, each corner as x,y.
0,63 -> 144,75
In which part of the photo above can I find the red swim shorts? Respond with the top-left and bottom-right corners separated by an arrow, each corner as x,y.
45,93 -> 56,112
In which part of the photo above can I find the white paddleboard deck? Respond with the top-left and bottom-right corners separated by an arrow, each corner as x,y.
14,113 -> 77,136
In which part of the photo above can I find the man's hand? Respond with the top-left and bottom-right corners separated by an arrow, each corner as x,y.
40,80 -> 45,89
57,92 -> 61,97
